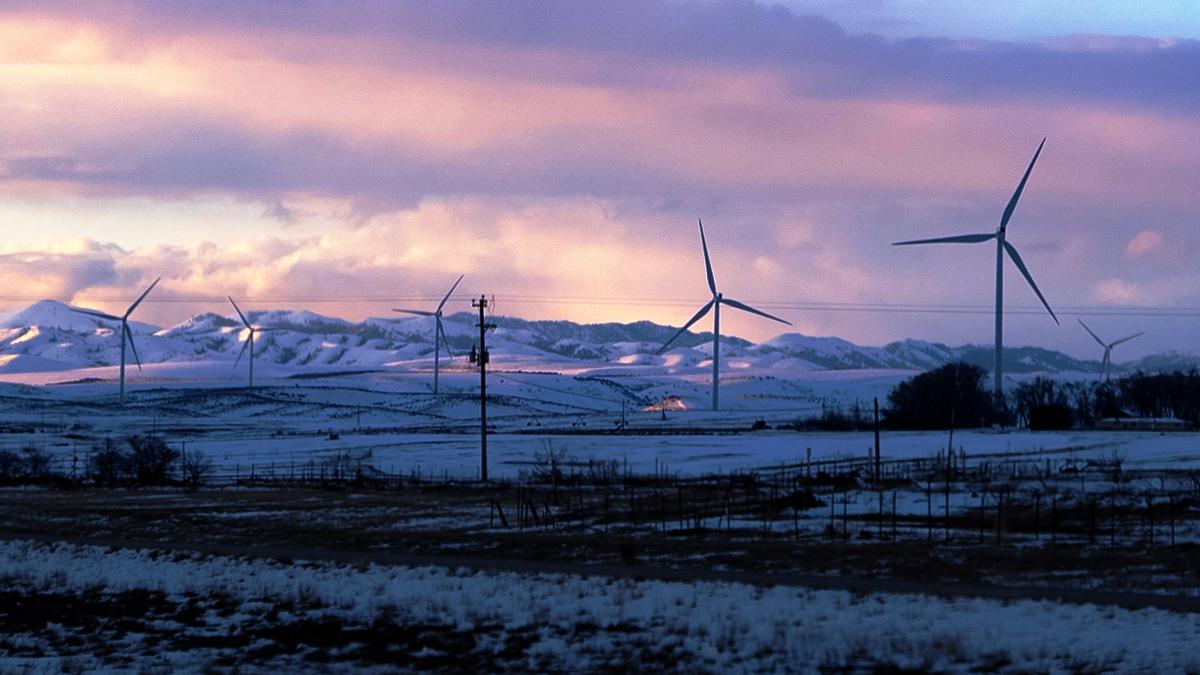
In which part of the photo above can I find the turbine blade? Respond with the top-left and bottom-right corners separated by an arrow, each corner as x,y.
436,274 -> 465,314
124,277 -> 161,318
893,233 -> 996,246
438,319 -> 454,357
1109,332 -> 1144,348
1000,137 -> 1046,232
234,334 -> 250,368
70,308 -> 121,322
393,309 -> 435,317
698,219 -> 717,295
1077,319 -> 1106,347
124,323 -> 143,372
1003,240 -> 1058,324
228,296 -> 251,328
721,297 -> 792,326
657,300 -> 714,354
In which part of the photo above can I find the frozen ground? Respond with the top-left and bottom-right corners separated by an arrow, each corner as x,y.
0,362 -> 1195,481
1,539 -> 1197,673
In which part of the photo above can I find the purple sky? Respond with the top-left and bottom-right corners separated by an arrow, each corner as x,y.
0,1 -> 1197,359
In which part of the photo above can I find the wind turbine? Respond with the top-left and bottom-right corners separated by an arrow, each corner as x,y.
1078,320 -> 1142,383
658,220 -> 791,411
228,296 -> 273,388
894,138 -> 1059,404
69,277 -> 161,406
393,275 -> 463,395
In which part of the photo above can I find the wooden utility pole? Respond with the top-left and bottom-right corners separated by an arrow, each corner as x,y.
873,397 -> 881,481
470,296 -> 496,482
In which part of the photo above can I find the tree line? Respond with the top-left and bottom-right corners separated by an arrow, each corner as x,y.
0,435 -> 212,487
884,363 -> 1200,430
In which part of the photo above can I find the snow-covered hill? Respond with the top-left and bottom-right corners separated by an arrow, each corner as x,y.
0,300 -> 1196,376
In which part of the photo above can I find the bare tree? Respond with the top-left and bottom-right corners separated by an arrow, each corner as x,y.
179,448 -> 213,487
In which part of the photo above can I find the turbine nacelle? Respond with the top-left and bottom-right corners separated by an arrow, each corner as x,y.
892,139 -> 1054,401
68,276 -> 161,404
657,220 -> 791,410
1078,319 -> 1143,382
228,296 -> 283,385
392,275 -> 464,394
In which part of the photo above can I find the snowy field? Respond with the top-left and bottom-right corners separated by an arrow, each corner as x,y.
0,362 -> 1195,482
1,539 -> 1197,673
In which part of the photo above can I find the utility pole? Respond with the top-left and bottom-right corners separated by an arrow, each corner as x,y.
873,397 -> 881,481
469,295 -> 496,482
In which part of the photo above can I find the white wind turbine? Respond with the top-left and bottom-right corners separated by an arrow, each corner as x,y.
228,296 -> 275,388
1078,319 -> 1142,383
393,275 -> 463,395
894,138 -> 1059,404
69,277 -> 161,406
658,220 -> 791,411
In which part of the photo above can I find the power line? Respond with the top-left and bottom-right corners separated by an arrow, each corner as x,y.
15,293 -> 1200,319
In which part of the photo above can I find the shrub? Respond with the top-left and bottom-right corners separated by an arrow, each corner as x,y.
20,445 -> 52,478
884,363 -> 995,430
1014,377 -> 1074,430
89,441 -> 130,486
127,435 -> 179,485
1027,404 -> 1073,430
179,448 -> 213,487
0,450 -> 23,481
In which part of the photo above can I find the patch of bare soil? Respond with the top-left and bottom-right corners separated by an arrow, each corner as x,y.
0,486 -> 1196,597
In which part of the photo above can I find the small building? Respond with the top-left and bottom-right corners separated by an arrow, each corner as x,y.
643,395 -> 688,413
1095,416 -> 1194,431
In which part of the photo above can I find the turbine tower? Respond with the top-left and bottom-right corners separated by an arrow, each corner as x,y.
393,275 -> 464,395
70,277 -> 161,406
658,220 -> 791,411
228,296 -> 271,388
894,139 -> 1059,404
1078,320 -> 1142,383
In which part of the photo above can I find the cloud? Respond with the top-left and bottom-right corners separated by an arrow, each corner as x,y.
0,238 -> 122,301
0,196 -> 889,338
1125,229 -> 1165,257
0,3 -> 1197,356
17,1 -> 1200,114
1092,278 -> 1147,305
261,198 -> 307,226
1,5 -> 1198,217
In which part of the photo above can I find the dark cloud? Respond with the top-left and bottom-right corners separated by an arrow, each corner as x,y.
0,119 -> 787,209
0,245 -> 120,298
25,0 -> 1200,114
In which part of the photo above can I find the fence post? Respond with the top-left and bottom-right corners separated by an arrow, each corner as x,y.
1033,490 -> 1041,541
1089,497 -> 1097,545
842,492 -> 849,541
1110,490 -> 1117,549
1169,493 -> 1176,547
926,482 -> 933,541
978,492 -> 985,543
891,491 -> 897,541
878,489 -> 884,539
1146,494 -> 1154,549
1050,490 -> 1057,546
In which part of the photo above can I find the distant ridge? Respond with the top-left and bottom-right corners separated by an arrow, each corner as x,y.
1,300 -> 1197,375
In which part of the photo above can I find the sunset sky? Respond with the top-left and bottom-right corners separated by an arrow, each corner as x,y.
1,1 -> 1197,358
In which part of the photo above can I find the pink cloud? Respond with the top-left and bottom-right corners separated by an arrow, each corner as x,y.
1092,278 -> 1147,305
1125,229 -> 1165,257
0,4 -> 1197,357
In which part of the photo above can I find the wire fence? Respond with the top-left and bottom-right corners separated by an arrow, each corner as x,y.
5,440 -> 1198,550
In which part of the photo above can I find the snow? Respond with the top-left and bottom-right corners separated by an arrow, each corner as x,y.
6,299 -> 1195,377
1,539 -> 1197,672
